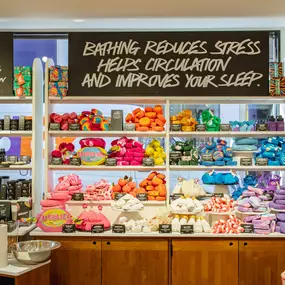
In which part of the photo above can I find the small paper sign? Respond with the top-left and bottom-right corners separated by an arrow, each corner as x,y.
114,193 -> 125,200
112,224 -> 126,233
91,224 -> 104,233
240,158 -> 253,166
241,224 -> 254,234
172,193 -> 184,200
136,193 -> 148,201
256,158 -> 268,166
196,124 -> 206,131
220,124 -> 231,131
71,193 -> 84,201
180,225 -> 194,234
159,224 -> 172,234
212,193 -> 224,198
62,224 -> 76,233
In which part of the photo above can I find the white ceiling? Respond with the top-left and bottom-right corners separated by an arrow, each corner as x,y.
1,0 -> 285,30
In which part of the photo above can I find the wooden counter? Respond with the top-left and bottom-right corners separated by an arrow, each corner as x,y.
32,229 -> 285,285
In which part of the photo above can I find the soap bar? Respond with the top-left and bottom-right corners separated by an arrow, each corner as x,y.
49,82 -> 68,97
49,66 -> 68,82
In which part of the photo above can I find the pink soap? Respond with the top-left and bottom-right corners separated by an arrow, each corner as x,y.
118,161 -> 129,166
134,157 -> 143,162
130,160 -> 142,166
133,141 -> 143,148
126,143 -> 133,148
50,192 -> 69,200
125,151 -> 134,157
124,156 -> 133,162
133,152 -> 144,157
41,199 -> 64,207
116,157 -> 123,161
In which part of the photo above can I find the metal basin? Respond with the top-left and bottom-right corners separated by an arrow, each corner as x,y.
9,240 -> 61,265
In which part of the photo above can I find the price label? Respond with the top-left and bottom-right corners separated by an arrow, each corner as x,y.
241,224 -> 254,234
114,193 -> 125,201
172,193 -> 184,200
212,193 -> 224,198
159,224 -> 172,234
71,193 -> 84,201
62,224 -> 76,233
196,124 -> 206,131
170,124 -> 182,131
136,193 -> 148,201
256,158 -> 268,166
180,225 -> 194,234
143,158 -> 154,167
105,158 -> 117,166
91,224 -> 104,234
220,124 -> 231,131
240,158 -> 252,166
112,224 -> 126,234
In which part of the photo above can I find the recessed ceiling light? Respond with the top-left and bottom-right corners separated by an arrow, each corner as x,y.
73,19 -> 86,23
42,56 -> 48,62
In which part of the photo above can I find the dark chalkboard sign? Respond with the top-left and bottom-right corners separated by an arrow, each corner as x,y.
68,31 -> 269,97
0,33 -> 13,96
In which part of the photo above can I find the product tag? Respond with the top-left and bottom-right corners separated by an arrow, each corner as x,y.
196,124 -> 206,131
240,158 -> 253,166
112,224 -> 125,233
180,225 -> 194,234
91,224 -> 104,233
51,157 -> 63,165
172,193 -> 184,200
256,124 -> 267,131
143,158 -> 154,167
212,193 -> 224,198
241,224 -> 254,234
159,224 -> 172,234
114,193 -> 126,200
220,124 -> 231,131
202,154 -> 213,162
62,224 -> 76,233
170,124 -> 182,131
256,158 -> 268,166
49,123 -> 60,131
105,158 -> 117,166
70,157 -> 81,166
71,193 -> 84,201
136,193 -> 148,201
124,124 -> 135,131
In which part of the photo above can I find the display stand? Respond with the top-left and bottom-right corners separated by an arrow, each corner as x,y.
0,58 -> 43,216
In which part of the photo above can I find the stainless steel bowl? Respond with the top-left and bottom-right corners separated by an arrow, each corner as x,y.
9,240 -> 61,265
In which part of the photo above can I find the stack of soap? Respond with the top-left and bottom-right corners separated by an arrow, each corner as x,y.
232,137 -> 258,151
170,140 -> 198,165
275,213 -> 285,233
14,66 -> 32,97
108,137 -> 145,166
229,121 -> 255,132
255,137 -> 285,166
237,186 -> 268,213
269,188 -> 285,210
48,66 -> 68,97
200,139 -> 237,166
200,110 -> 221,131
243,214 -> 276,235
170,109 -> 198,131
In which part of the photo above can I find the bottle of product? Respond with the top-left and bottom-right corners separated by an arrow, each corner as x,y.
179,215 -> 188,226
171,215 -> 180,232
187,215 -> 195,225
200,217 -> 211,233
277,115 -> 284,131
267,116 -> 277,131
194,217 -> 203,233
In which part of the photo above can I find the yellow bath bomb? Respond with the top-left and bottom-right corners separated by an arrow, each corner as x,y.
156,147 -> 164,153
154,157 -> 164,165
145,146 -> 154,156
153,151 -> 160,159
161,152 -> 166,160
151,139 -> 161,149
